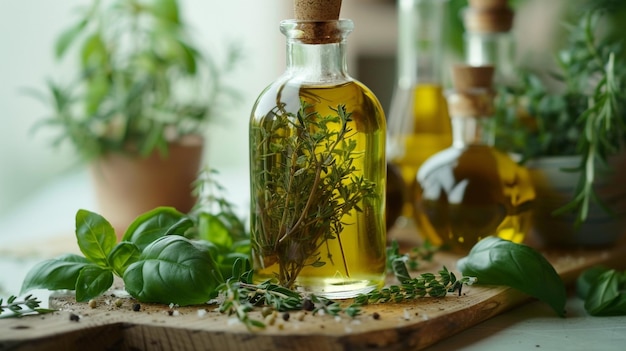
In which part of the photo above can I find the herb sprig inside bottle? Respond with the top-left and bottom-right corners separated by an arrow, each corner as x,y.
249,0 -> 387,298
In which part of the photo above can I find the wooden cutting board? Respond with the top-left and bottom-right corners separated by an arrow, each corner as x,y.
2,239 -> 626,351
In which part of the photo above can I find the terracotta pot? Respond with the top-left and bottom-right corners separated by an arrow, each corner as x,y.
90,135 -> 204,239
526,154 -> 626,248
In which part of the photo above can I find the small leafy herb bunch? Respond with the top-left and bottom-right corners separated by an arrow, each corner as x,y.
494,4 -> 626,224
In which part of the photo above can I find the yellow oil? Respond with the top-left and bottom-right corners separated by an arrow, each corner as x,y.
414,144 -> 535,253
250,81 -> 387,298
388,84 -> 452,220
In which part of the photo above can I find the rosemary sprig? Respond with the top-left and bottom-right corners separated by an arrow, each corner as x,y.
555,51 -> 621,224
0,295 -> 56,319
495,7 -> 626,224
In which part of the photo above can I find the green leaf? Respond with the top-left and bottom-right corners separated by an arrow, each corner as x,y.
20,254 -> 90,295
122,207 -> 186,251
55,19 -> 87,59
576,265 -> 610,300
175,39 -> 198,74
84,73 -> 110,116
583,269 -> 626,316
198,213 -> 232,250
75,209 -> 117,267
457,237 -> 567,317
107,241 -> 141,276
80,33 -> 107,67
75,265 -> 114,302
164,217 -> 195,235
392,258 -> 411,283
149,0 -> 180,24
123,235 -> 224,306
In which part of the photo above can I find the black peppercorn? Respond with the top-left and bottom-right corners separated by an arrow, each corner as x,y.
69,313 -> 80,322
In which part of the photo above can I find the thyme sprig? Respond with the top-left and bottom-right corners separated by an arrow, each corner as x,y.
386,239 -> 438,272
0,295 -> 56,319
251,101 -> 376,288
217,259 -> 363,330
217,256 -> 474,330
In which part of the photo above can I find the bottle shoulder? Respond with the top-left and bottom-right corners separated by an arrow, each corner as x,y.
417,144 -> 532,191
250,80 -> 385,126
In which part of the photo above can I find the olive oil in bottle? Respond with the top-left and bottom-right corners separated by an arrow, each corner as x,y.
249,2 -> 386,299
414,65 -> 535,253
387,0 -> 452,229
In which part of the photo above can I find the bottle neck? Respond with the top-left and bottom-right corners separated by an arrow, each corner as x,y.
451,116 -> 494,147
396,0 -> 446,87
465,31 -> 516,87
281,20 -> 352,84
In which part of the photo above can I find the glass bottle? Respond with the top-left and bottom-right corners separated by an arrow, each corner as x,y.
463,0 -> 516,87
249,18 -> 387,298
413,65 -> 535,253
387,0 -> 452,230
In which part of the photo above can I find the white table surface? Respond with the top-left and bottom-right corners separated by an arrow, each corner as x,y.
1,168 -> 625,351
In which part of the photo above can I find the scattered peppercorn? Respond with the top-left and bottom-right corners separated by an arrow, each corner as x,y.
372,312 -> 380,320
69,313 -> 80,322
282,312 -> 290,321
132,303 -> 141,312
302,298 -> 314,311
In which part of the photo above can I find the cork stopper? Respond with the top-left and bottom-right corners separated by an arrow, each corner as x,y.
464,0 -> 514,33
294,0 -> 342,20
290,0 -> 344,44
452,65 -> 495,91
468,0 -> 509,9
448,65 -> 495,118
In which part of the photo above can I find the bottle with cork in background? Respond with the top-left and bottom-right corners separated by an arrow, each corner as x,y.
386,0 -> 453,235
248,0 -> 387,298
413,64 -> 535,253
464,0 -> 517,86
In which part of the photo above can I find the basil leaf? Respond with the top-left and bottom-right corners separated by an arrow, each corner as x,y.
75,209 -> 117,267
164,217 -> 194,236
108,241 -> 141,276
122,207 -> 185,250
198,213 -> 233,250
123,235 -> 224,306
457,237 -> 566,317
76,265 -> 114,302
584,269 -> 626,316
20,254 -> 90,294
576,266 -> 610,300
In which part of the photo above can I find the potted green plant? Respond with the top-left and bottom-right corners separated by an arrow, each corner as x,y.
494,3 -> 626,247
30,0 -> 239,237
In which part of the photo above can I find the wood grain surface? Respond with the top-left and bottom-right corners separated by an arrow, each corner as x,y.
2,239 -> 626,351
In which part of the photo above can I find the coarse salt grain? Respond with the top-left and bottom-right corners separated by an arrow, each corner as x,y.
403,309 -> 411,321
197,309 -> 207,318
